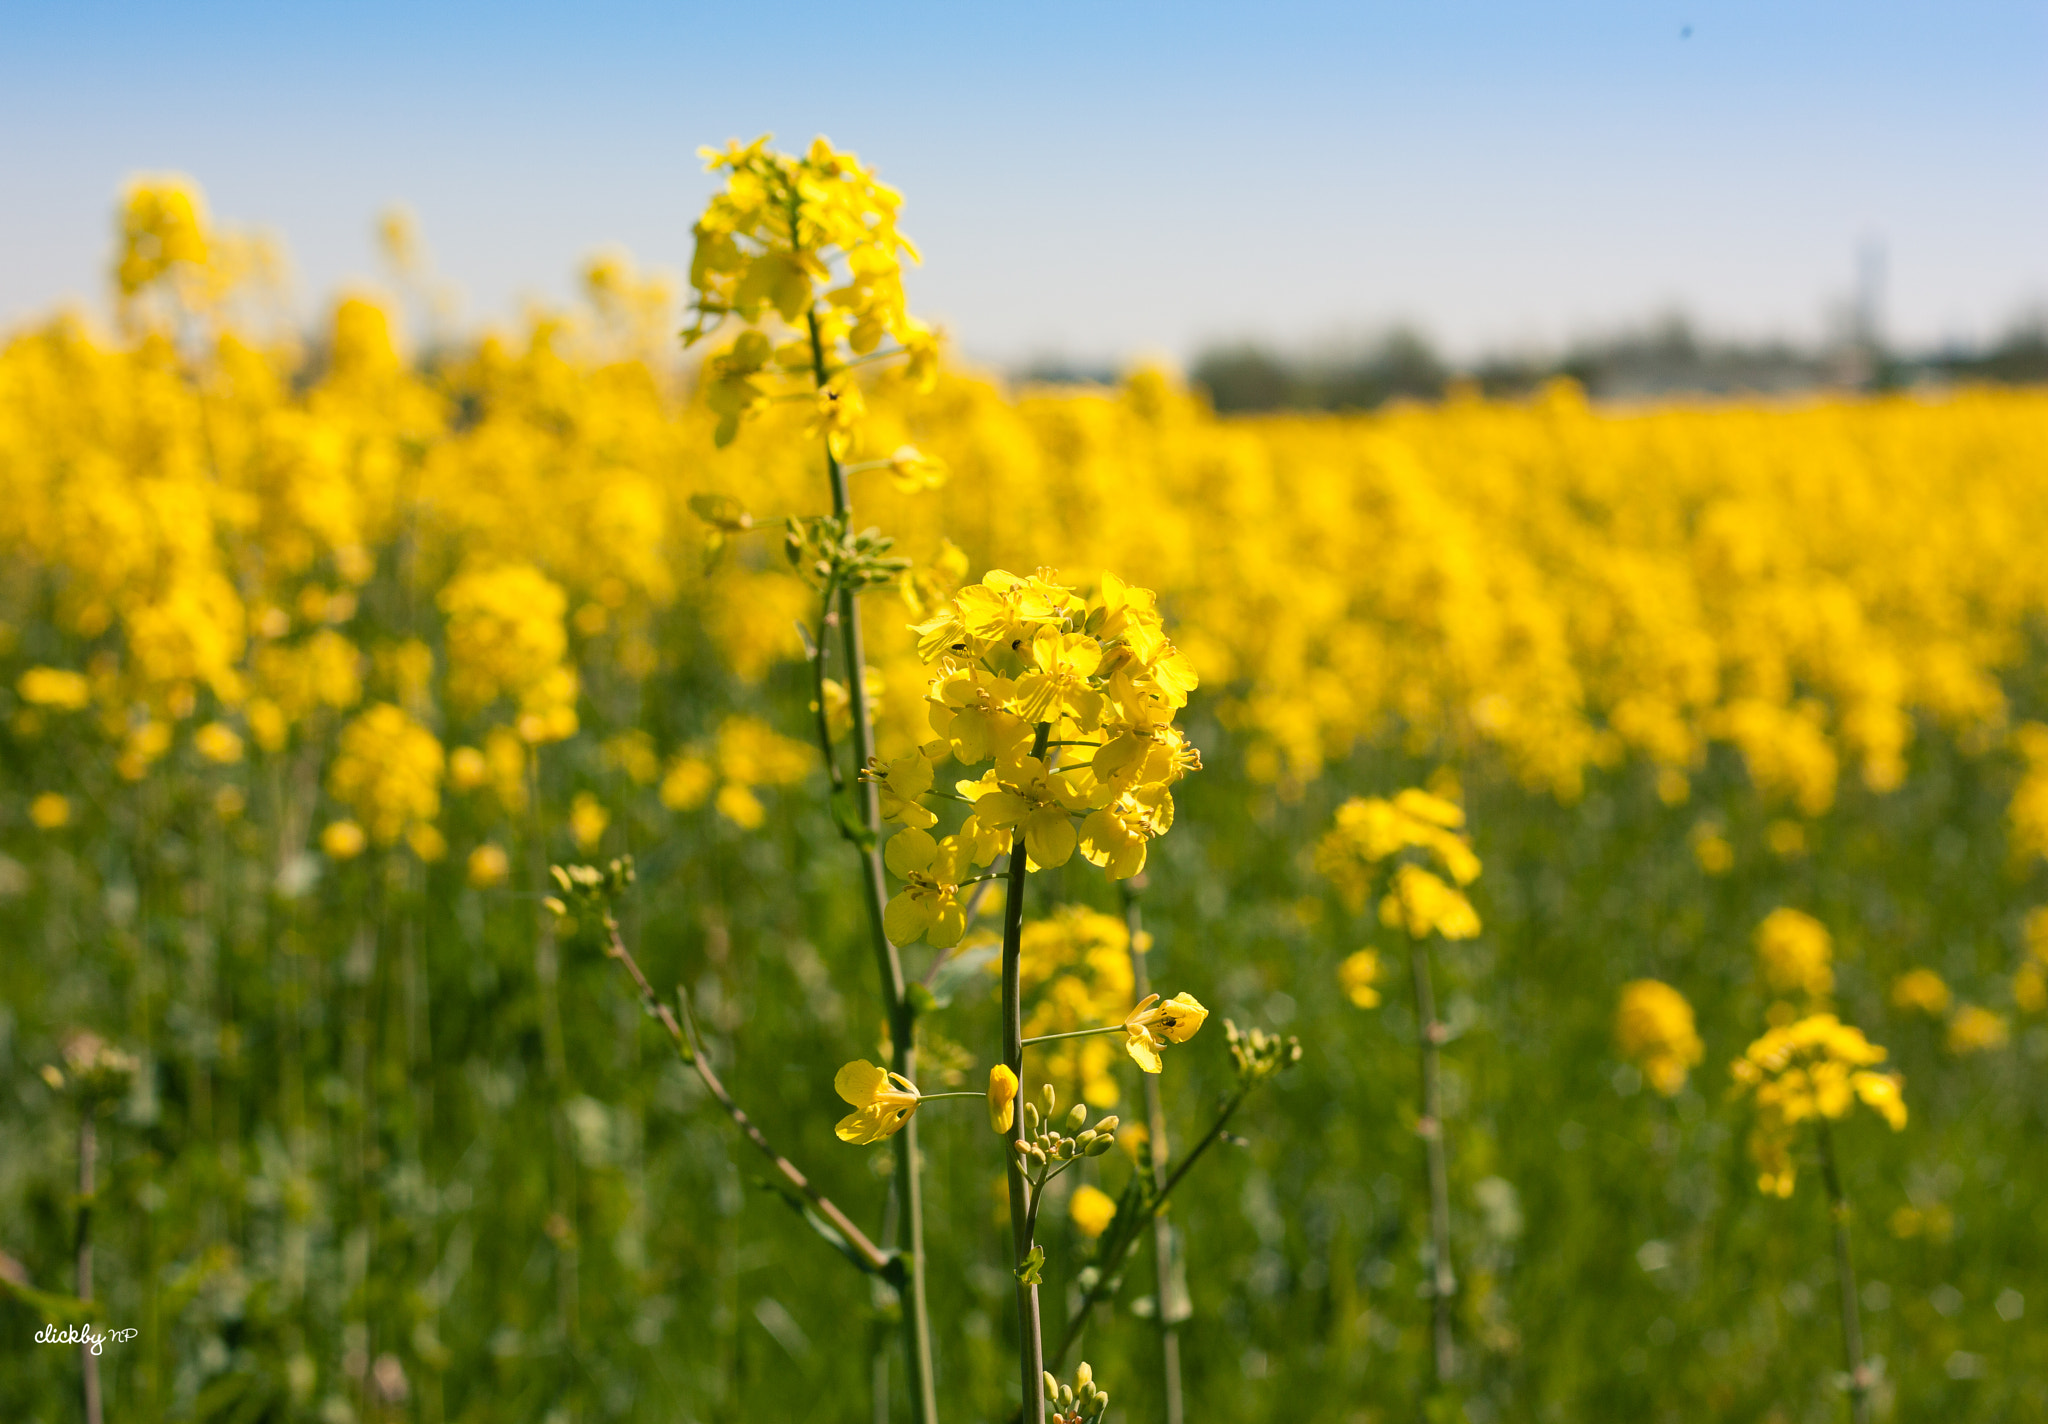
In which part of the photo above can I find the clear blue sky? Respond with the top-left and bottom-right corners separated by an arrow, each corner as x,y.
3,1 -> 2042,364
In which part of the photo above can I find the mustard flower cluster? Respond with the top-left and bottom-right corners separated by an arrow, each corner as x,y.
1730,1014 -> 1907,1198
1315,788 -> 1481,940
870,570 -> 1201,948
683,135 -> 939,450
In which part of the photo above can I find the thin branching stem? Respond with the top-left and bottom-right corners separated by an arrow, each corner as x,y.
804,293 -> 939,1424
1123,881 -> 1185,1424
76,1109 -> 100,1424
1004,722 -> 1054,1424
1409,940 -> 1457,1387
1048,1089 -> 1249,1370
599,918 -> 895,1276
1816,1120 -> 1872,1424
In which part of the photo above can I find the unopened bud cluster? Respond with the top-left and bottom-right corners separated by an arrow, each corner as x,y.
1013,1084 -> 1118,1178
40,1030 -> 140,1107
545,855 -> 637,930
1226,1018 -> 1304,1086
1042,1361 -> 1110,1423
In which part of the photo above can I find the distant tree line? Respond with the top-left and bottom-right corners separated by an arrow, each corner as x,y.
1017,313 -> 2048,413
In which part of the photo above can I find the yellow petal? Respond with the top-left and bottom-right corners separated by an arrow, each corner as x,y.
835,1060 -> 891,1108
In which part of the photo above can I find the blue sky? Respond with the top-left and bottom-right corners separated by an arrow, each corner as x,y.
2,1 -> 2043,364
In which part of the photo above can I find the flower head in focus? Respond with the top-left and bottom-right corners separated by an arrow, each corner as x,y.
1121,991 -> 1208,1074
833,1060 -> 922,1144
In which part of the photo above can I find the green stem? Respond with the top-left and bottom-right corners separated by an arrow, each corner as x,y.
1123,881 -> 1184,1424
1409,940 -> 1456,1388
1022,1025 -> 1127,1046
805,297 -> 937,1424
77,1109 -> 100,1424
1004,723 -> 1054,1424
1816,1120 -> 1872,1424
1048,1089 -> 1247,1371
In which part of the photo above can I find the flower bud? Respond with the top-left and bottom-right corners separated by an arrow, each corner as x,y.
1023,1102 -> 1040,1135
1093,1115 -> 1119,1135
1066,1103 -> 1088,1130
1085,1135 -> 1114,1156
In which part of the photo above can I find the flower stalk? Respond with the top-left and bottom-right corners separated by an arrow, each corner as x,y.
1816,1120 -> 1873,1424
1005,721 -> 1055,1424
1409,942 -> 1457,1387
1121,880 -> 1184,1424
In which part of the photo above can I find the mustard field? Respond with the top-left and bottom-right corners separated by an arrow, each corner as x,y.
3,165 -> 2047,1424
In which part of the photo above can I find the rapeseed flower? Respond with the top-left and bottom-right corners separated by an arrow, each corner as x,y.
1614,979 -> 1704,1096
1889,968 -> 1951,1017
1067,1184 -> 1117,1240
833,1060 -> 922,1144
1755,908 -> 1833,1000
1121,992 -> 1208,1073
1731,1013 -> 1905,1197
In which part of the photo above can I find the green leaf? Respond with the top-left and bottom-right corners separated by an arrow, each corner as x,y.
0,1274 -> 95,1322
1014,1244 -> 1045,1286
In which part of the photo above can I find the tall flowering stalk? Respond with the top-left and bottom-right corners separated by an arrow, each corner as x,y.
680,135 -> 945,1423
1316,788 -> 1482,1389
1732,1012 -> 1907,1423
41,1032 -> 138,1424
863,567 -> 1203,1420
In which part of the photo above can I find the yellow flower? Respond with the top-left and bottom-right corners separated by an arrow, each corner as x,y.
987,1064 -> 1018,1134
1614,979 -> 1704,1096
29,792 -> 71,829
321,820 -> 367,860
867,747 -> 938,828
1337,949 -> 1382,1009
193,720 -> 244,764
1889,968 -> 1951,1017
2016,963 -> 2048,1014
467,843 -> 510,888
1945,1005 -> 2008,1055
1122,991 -> 1208,1074
328,703 -> 444,846
1754,908 -> 1833,999
1731,1012 -> 1906,1195
569,792 -> 610,851
1068,1184 -> 1117,1240
1379,864 -> 1481,940
1012,627 -> 1106,728
833,1060 -> 921,1144
882,828 -> 968,948
449,746 -> 490,791
17,667 -> 91,711
660,754 -> 716,811
974,756 -> 1088,870
2025,905 -> 2048,965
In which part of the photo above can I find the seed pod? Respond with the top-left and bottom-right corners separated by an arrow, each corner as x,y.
1066,1103 -> 1088,1130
